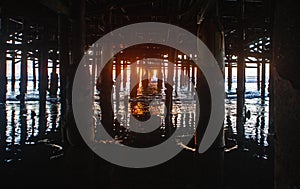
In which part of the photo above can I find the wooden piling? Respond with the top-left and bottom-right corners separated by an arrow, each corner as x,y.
20,23 -> 28,103
165,83 -> 173,136
39,28 -> 48,115
273,1 -> 300,187
175,61 -> 179,94
115,57 -> 121,112
58,15 -> 69,143
100,59 -> 114,135
180,63 -> 185,88
32,59 -> 36,89
115,57 -> 121,79
227,58 -> 232,91
157,66 -> 163,92
130,63 -> 138,98
236,52 -> 245,147
261,59 -> 266,99
65,0 -> 87,146
257,62 -> 261,91
38,30 -> 49,140
11,55 -> 15,91
236,0 -> 246,148
165,48 -> 175,136
0,17 -> 7,104
49,57 -> 58,97
195,68 -> 211,146
167,49 -> 175,87
67,0 -> 86,110
269,60 -> 274,134
122,61 -> 127,90
191,63 -> 195,84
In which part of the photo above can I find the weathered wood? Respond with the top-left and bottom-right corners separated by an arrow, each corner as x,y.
227,56 -> 232,91
58,14 -> 69,143
32,59 -> 36,89
66,0 -> 87,146
122,61 -> 127,91
164,83 -> 173,137
191,64 -> 195,84
20,23 -> 28,103
236,52 -> 245,148
261,60 -> 266,99
49,58 -> 58,97
11,37 -> 16,92
39,29 -> 49,116
236,0 -> 246,149
115,57 -> 121,113
11,55 -> 15,91
257,62 -> 260,91
100,59 -> 114,135
195,67 -> 211,147
130,63 -> 138,98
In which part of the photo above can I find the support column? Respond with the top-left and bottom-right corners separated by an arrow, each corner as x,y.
32,59 -> 36,89
49,56 -> 58,97
11,52 -> 16,91
130,63 -> 138,98
180,62 -> 185,88
115,57 -> 121,112
141,69 -> 149,92
228,58 -> 232,91
122,61 -> 127,90
66,0 -> 87,146
165,83 -> 173,136
273,1 -> 300,188
0,17 -> 7,103
165,48 -> 175,136
168,49 -> 175,88
59,15 -> 69,143
20,103 -> 27,145
196,12 -> 225,152
269,62 -> 274,134
236,0 -> 246,148
157,66 -> 163,93
191,64 -> 195,84
236,51 -> 245,148
195,68 -> 211,146
175,61 -> 179,95
20,23 -> 28,103
257,62 -> 261,91
100,58 -> 114,135
261,59 -> 266,99
115,57 -> 121,79
39,28 -> 48,116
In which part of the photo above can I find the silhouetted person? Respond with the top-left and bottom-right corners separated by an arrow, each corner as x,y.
31,110 -> 36,119
243,106 -> 251,122
16,94 -> 25,100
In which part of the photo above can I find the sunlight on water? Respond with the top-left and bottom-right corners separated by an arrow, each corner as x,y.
0,63 -> 271,163
94,62 -> 198,147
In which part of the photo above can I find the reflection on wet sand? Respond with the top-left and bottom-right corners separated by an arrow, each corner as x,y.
0,101 -> 62,165
0,64 -> 273,189
224,82 -> 273,188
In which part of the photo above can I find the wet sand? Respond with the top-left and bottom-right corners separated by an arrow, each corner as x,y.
0,76 -> 273,189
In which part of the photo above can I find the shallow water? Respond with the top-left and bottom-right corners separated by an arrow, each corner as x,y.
0,66 -> 273,189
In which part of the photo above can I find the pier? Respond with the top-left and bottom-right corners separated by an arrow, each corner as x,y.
0,0 -> 299,189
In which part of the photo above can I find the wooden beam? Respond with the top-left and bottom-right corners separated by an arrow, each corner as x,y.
39,0 -> 70,16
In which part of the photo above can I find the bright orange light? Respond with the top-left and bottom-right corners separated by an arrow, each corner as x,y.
153,69 -> 157,77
